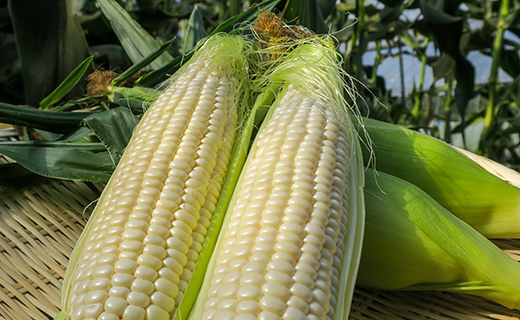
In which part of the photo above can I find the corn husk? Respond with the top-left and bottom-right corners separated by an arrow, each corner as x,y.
358,117 -> 520,238
359,169 -> 520,310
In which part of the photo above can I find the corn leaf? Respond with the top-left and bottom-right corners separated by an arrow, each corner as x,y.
39,56 -> 94,110
111,39 -> 175,87
318,0 -> 337,17
183,6 -> 208,53
0,102 -> 93,134
419,0 -> 474,134
97,0 -> 173,69
83,107 -> 139,165
282,0 -> 327,33
137,0 -> 281,88
210,0 -> 281,35
8,0 -> 91,106
34,129 -> 62,142
0,141 -> 114,182
109,87 -> 159,113
58,127 -> 96,142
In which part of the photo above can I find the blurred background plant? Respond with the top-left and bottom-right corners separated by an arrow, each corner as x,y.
0,0 -> 519,186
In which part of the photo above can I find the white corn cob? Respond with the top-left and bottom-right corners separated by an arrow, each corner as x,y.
59,35 -> 248,320
196,85 -> 362,320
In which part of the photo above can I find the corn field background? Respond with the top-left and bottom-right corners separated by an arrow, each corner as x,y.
0,0 -> 519,181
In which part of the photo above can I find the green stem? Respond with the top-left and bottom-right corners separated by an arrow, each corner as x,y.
444,75 -> 453,143
483,0 -> 509,138
370,42 -> 382,85
345,13 -> 358,72
412,38 -> 429,120
345,0 -> 365,76
355,0 -> 366,79
217,1 -> 226,24
229,0 -> 241,18
397,37 -> 406,119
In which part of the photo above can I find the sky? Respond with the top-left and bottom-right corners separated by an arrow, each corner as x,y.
359,6 -> 518,95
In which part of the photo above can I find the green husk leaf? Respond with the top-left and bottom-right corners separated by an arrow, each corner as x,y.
83,107 -> 139,165
357,117 -> 520,238
0,102 -> 93,134
97,0 -> 173,69
454,146 -> 520,188
108,86 -> 159,113
111,38 -> 175,87
39,56 -> 94,110
359,169 -> 520,309
53,312 -> 67,320
0,141 -> 114,182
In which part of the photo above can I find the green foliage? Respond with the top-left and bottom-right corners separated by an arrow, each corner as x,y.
83,107 -> 139,165
0,102 -> 93,133
282,0 -> 328,34
39,56 -> 94,110
97,0 -> 174,69
1,0 -> 519,183
8,0 -> 91,107
183,6 -> 208,53
0,163 -> 42,189
111,38 -> 175,86
0,141 -> 114,182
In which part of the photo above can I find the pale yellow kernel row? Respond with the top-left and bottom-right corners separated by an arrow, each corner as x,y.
67,62 -> 239,320
200,87 -> 353,320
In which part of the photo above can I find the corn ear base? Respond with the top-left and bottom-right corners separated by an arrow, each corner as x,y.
174,85 -> 279,320
357,117 -> 520,238
359,169 -> 520,310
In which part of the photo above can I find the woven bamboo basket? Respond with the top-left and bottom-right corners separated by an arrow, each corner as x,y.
2,128 -> 520,320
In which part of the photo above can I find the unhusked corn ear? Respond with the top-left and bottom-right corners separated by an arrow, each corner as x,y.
188,37 -> 365,320
355,117 -> 520,238
359,169 -> 520,310
58,35 -> 250,320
